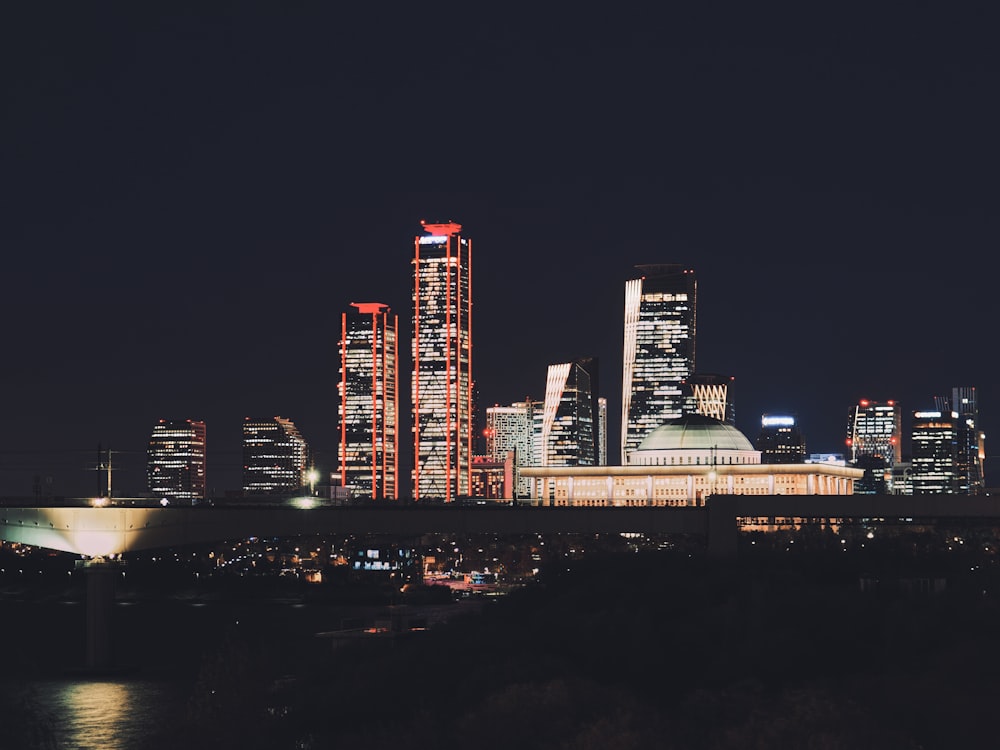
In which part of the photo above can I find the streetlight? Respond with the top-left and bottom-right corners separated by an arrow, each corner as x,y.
306,468 -> 320,496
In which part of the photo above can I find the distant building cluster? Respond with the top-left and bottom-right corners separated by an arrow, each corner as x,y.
143,220 -> 986,504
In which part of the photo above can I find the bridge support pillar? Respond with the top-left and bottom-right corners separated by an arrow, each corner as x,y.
707,495 -> 738,559
85,560 -> 118,671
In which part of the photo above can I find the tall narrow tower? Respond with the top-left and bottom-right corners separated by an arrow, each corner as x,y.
338,302 -> 399,499
412,220 -> 473,501
621,264 -> 697,463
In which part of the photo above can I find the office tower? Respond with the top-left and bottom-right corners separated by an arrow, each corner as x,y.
338,302 -> 399,500
412,220 -> 473,501
621,264 -> 697,463
486,400 -> 536,498
847,400 -> 902,465
847,400 -> 902,494
597,397 -> 608,466
756,414 -> 806,464
540,358 -> 599,466
147,419 -> 207,503
911,409 -> 960,494
684,373 -> 736,424
242,416 -> 309,496
934,387 -> 986,494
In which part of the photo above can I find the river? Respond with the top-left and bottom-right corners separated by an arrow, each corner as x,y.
1,586 -> 483,749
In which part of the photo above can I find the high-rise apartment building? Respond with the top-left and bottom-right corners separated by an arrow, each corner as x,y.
621,264 -> 697,463
756,414 -> 806,464
486,400 -> 536,498
242,416 -> 309,496
412,220 -> 473,501
338,302 -> 399,500
934,386 -> 986,494
147,419 -> 207,503
540,358 -> 599,467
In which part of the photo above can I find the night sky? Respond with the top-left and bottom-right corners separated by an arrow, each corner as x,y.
3,4 -> 998,497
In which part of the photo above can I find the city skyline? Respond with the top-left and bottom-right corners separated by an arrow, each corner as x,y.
3,5 -> 997,497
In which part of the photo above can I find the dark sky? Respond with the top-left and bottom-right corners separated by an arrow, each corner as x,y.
3,4 -> 998,497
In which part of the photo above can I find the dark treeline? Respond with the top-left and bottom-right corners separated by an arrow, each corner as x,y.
146,526 -> 1000,749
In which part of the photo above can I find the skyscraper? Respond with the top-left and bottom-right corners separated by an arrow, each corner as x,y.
847,400 -> 902,465
242,416 -> 309,496
756,414 -> 806,464
412,220 -> 473,501
847,399 -> 902,494
338,302 -> 399,500
621,264 -> 697,464
911,409 -> 960,494
486,400 -> 536,498
934,387 -> 986,494
147,419 -> 207,503
540,357 -> 599,467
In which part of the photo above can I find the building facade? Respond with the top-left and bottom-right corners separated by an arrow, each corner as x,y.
523,415 -> 861,506
847,399 -> 902,494
934,386 -> 986,494
910,410 -> 960,494
147,419 -> 207,503
412,220 -> 473,501
756,414 -> 806,464
597,396 -> 608,466
683,373 -> 735,424
621,264 -> 697,463
338,302 -> 399,500
541,357 -> 599,467
486,400 -> 536,498
242,416 -> 309,496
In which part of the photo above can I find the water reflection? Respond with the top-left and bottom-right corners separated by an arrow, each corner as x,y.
34,679 -> 186,750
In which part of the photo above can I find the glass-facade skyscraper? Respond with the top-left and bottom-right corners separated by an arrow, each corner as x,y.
847,400 -> 902,494
847,400 -> 902,465
932,386 -> 986,494
147,419 -> 207,503
621,264 -> 697,464
338,302 -> 398,500
911,409 -> 960,494
242,416 -> 309,496
540,357 -> 599,467
412,221 -> 473,501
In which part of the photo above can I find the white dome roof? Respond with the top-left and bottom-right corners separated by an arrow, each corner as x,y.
636,414 -> 755,452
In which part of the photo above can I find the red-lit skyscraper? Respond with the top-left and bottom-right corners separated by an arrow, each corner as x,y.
338,302 -> 399,499
412,220 -> 473,501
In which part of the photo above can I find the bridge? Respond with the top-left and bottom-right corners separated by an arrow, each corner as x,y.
4,496 -> 1000,671
4,495 -> 1000,559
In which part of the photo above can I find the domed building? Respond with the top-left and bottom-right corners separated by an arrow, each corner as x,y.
629,414 -> 761,467
520,415 -> 863,506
